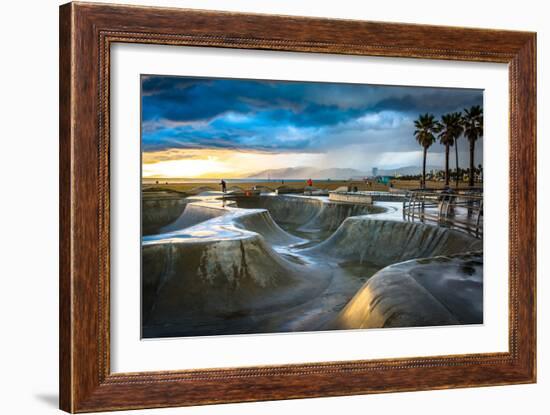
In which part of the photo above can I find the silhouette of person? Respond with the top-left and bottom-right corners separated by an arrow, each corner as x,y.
220,179 -> 227,193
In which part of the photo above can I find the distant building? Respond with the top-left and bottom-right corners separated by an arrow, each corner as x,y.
377,176 -> 392,185
372,167 -> 378,177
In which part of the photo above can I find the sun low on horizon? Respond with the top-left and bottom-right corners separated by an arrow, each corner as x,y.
142,148 -> 325,179
141,75 -> 484,179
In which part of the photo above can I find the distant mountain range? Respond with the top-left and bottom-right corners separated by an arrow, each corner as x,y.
245,165 -> 440,180
245,167 -> 362,180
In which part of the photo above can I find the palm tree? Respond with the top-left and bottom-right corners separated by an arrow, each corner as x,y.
463,105 -> 484,187
438,112 -> 463,186
414,113 -> 440,189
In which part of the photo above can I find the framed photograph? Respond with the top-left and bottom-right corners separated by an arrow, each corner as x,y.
59,2 -> 536,412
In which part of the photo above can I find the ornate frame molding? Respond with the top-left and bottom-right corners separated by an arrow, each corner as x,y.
60,2 -> 536,412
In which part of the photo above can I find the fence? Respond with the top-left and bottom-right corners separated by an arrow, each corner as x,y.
402,189 -> 483,238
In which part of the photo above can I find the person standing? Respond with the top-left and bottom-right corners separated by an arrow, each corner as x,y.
220,179 -> 227,193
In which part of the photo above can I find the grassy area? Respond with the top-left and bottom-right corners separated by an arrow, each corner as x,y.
142,179 -> 479,196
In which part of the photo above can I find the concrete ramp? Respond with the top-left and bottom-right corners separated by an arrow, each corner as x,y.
142,233 -> 331,337
306,217 -> 482,266
235,195 -> 322,225
142,194 -> 187,235
232,209 -> 305,246
234,195 -> 384,235
327,252 -> 483,329
297,201 -> 384,233
159,202 -> 229,233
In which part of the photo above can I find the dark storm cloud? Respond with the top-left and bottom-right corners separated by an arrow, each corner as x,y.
372,90 -> 483,113
141,75 -> 483,154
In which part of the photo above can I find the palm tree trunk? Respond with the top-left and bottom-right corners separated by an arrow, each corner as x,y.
455,139 -> 459,189
422,146 -> 427,189
469,139 -> 475,187
445,143 -> 450,186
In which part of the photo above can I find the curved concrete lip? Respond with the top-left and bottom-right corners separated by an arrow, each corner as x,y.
144,197 -> 306,247
142,192 -> 483,338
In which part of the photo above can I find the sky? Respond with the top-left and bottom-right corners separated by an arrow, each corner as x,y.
141,75 -> 483,179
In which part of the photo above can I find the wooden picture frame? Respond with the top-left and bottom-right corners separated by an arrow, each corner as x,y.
59,2 -> 536,412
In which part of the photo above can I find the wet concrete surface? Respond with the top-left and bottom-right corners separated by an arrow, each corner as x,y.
328,252 -> 483,329
142,192 -> 483,338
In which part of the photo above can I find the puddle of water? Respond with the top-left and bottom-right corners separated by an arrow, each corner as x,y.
337,260 -> 381,284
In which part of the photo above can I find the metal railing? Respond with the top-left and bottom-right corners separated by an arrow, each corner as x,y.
403,189 -> 483,238
328,190 -> 406,202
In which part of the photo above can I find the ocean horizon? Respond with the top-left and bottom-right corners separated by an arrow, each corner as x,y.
142,178 -> 358,184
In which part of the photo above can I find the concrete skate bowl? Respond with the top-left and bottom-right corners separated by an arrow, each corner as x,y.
142,190 -> 187,235
142,208 -> 332,337
142,194 -> 483,338
156,202 -> 231,234
327,252 -> 483,330
305,217 -> 482,265
232,195 -> 385,243
305,218 -> 483,329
